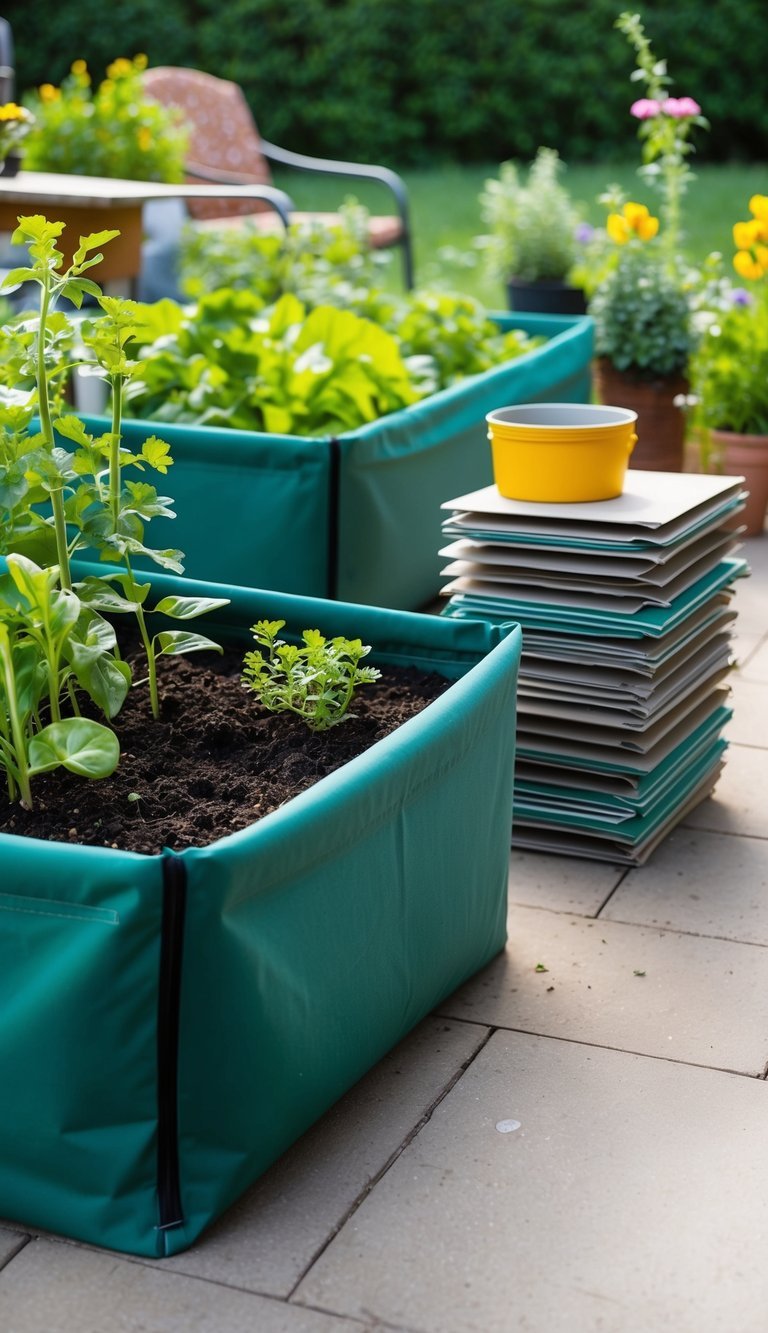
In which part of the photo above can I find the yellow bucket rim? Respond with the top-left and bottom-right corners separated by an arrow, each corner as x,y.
486,403 -> 638,433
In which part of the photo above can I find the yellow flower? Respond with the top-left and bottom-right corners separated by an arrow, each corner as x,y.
70,59 -> 88,76
607,202 -> 659,245
38,84 -> 60,103
749,194 -> 768,223
733,250 -> 765,281
137,126 -> 152,152
106,58 -> 133,80
134,53 -> 149,71
607,212 -> 631,244
754,243 -> 768,271
0,102 -> 28,121
733,219 -> 761,250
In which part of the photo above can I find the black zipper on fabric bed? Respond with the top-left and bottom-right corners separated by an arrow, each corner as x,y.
156,852 -> 187,1231
327,435 -> 341,601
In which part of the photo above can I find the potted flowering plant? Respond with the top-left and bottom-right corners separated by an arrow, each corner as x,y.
0,216 -> 523,1257
478,147 -> 587,315
689,194 -> 768,534
589,13 -> 707,471
21,55 -> 188,182
590,196 -> 694,470
0,101 -> 34,176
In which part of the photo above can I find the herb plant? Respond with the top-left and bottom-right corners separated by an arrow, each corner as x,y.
478,148 -> 583,284
242,620 -> 381,732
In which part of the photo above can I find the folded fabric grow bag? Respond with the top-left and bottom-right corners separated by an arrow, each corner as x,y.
80,312 -> 593,610
0,571 -> 521,1257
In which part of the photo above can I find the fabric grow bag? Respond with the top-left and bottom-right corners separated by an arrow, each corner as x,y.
0,571 -> 522,1257
81,311 -> 593,610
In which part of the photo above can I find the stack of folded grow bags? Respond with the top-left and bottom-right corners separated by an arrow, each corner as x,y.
439,470 -> 748,864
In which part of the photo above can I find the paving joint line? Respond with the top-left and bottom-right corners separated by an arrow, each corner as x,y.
593,866 -> 631,917
285,1023 -> 497,1302
0,1233 -> 31,1275
431,1017 -> 768,1081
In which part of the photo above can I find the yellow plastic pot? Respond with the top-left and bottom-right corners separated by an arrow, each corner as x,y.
486,403 -> 637,503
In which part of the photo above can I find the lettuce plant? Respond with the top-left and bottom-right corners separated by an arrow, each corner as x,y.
242,620 -> 381,732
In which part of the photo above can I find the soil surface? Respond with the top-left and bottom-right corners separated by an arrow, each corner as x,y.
0,646 -> 450,856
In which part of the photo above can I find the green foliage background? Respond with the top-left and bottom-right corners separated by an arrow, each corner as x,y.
4,0 -> 766,166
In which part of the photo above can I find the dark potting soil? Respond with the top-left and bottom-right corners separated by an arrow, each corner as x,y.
0,646 -> 450,856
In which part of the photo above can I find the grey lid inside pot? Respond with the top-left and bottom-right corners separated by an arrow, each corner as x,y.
487,403 -> 637,429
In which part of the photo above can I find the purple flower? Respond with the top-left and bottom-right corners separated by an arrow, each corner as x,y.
630,98 -> 661,119
574,222 -> 595,245
662,96 -> 701,118
730,287 -> 754,307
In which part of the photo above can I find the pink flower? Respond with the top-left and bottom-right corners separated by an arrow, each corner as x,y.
630,98 -> 661,119
662,96 -> 701,118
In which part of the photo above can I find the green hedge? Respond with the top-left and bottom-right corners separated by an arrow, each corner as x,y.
6,0 -> 767,166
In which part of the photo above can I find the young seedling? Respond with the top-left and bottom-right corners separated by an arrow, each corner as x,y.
242,619 -> 381,732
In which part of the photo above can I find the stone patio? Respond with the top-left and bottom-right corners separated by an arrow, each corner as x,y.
1,533 -> 766,1333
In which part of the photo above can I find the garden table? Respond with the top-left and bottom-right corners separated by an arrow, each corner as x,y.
0,170 -> 292,292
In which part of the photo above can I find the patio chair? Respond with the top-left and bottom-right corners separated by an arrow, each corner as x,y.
142,66 -> 414,289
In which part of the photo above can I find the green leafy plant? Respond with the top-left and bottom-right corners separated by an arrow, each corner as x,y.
124,286 -> 543,434
22,56 -> 188,182
180,201 -> 387,304
478,148 -> 583,284
590,244 -> 693,379
691,288 -> 768,437
0,216 -> 228,807
126,291 -> 422,435
0,554 -> 120,806
242,620 -> 381,732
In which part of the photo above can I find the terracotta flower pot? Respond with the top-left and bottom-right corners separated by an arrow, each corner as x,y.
593,358 -> 688,472
710,429 -> 768,536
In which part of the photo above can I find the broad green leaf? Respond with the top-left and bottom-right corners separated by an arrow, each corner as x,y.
155,630 -> 224,656
6,553 -> 52,606
153,595 -> 230,620
76,576 -> 146,613
28,718 -> 120,779
69,650 -> 131,720
72,230 -> 121,266
1,267 -> 38,289
52,415 -> 93,448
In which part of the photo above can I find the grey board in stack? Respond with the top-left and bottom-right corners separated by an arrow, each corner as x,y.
439,470 -> 748,864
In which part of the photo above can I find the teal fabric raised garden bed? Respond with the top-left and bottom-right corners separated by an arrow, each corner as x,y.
0,571 -> 522,1257
81,312 -> 593,610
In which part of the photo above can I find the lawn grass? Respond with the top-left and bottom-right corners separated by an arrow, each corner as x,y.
273,160 -> 768,308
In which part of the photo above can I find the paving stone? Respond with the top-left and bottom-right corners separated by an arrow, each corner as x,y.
507,849 -> 623,916
737,635 -> 768,682
724,676 -> 768,747
0,1229 -> 27,1269
439,903 -> 768,1073
603,827 -> 768,944
147,1018 -> 488,1296
0,1239 -> 364,1332
295,1031 -> 768,1333
684,743 -> 768,839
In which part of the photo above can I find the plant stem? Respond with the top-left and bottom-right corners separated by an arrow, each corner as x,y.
109,372 -> 123,531
36,275 -> 72,591
124,559 -> 160,720
0,635 -> 33,807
